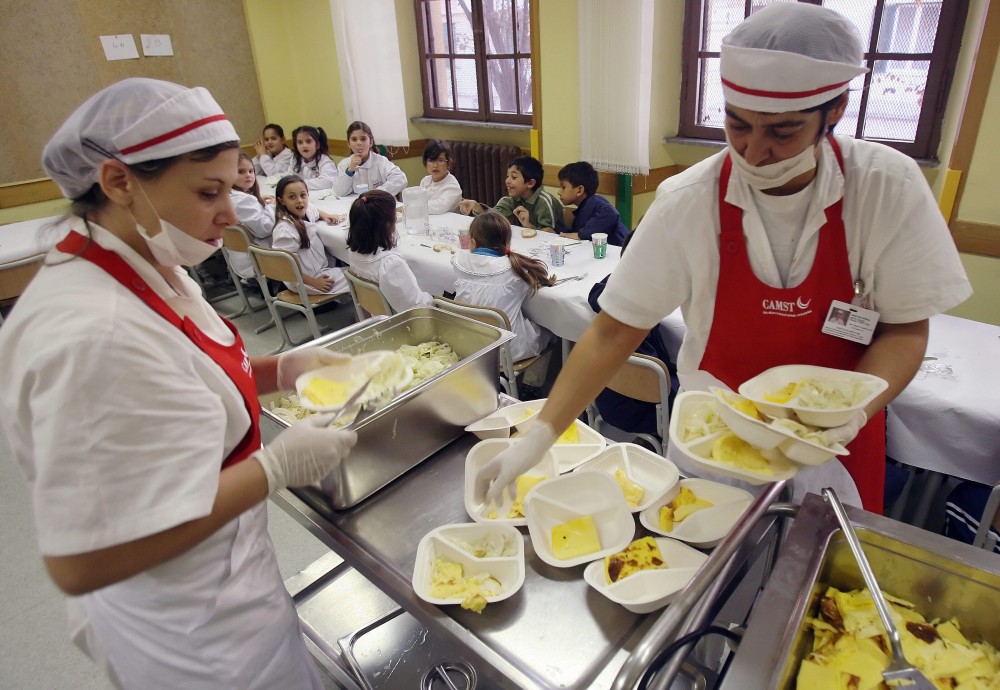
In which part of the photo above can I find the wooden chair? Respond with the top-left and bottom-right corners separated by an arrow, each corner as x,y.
431,296 -> 549,399
248,245 -> 344,353
0,253 -> 45,326
586,353 -> 673,456
344,269 -> 394,321
220,224 -> 268,319
187,252 -> 238,304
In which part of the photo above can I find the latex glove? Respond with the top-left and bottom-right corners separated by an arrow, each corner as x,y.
276,347 -> 351,390
254,414 -> 358,492
477,421 -> 557,504
822,410 -> 868,447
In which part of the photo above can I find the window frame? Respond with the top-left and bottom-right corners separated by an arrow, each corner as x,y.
414,0 -> 534,125
679,0 -> 969,159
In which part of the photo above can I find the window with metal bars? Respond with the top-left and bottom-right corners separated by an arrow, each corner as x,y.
414,0 -> 533,125
679,0 -> 968,159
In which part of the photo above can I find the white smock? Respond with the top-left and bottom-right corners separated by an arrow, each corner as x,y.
294,153 -> 339,191
253,147 -> 293,177
599,136 -> 972,508
452,251 -> 551,361
0,221 -> 321,689
347,246 -> 433,313
334,153 -> 408,197
272,218 -> 348,295
226,189 -> 276,278
420,173 -> 463,214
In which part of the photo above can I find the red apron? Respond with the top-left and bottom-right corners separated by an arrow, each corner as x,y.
698,137 -> 885,513
57,231 -> 261,469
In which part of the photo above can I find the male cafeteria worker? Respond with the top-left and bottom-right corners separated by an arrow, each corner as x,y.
477,4 -> 971,513
0,79 -> 357,688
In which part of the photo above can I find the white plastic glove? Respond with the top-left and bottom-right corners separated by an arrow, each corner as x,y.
822,410 -> 868,447
477,421 -> 557,504
276,347 -> 352,390
254,414 -> 358,492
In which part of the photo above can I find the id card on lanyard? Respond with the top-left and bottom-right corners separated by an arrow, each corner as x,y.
821,279 -> 879,345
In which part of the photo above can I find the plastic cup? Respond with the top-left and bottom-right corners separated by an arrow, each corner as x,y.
458,227 -> 471,250
592,233 -> 608,259
548,243 -> 566,267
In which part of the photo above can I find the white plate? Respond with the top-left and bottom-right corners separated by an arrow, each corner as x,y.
524,471 -> 635,568
572,444 -> 680,512
638,478 -> 754,548
583,538 -> 709,614
738,365 -> 888,428
464,398 -> 546,440
294,351 -> 412,413
514,418 -> 606,473
412,523 -> 525,608
668,392 -> 799,485
464,438 -> 559,527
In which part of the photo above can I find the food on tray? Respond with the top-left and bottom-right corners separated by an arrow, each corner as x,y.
604,537 -> 665,584
614,468 -> 645,509
711,433 -> 773,475
765,377 -> 873,410
432,243 -> 456,253
429,558 -> 503,613
719,391 -> 763,420
659,487 -> 714,532
679,400 -> 728,442
267,394 -> 316,423
515,407 -> 537,423
555,423 -> 580,445
397,341 -> 460,386
521,228 -> 537,238
771,417 -> 835,447
506,474 -> 546,518
796,586 -> 1000,690
551,515 -> 602,560
301,376 -> 355,408
447,533 -> 517,559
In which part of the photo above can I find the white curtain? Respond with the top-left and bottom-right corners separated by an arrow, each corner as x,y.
329,0 -> 409,146
578,0 -> 654,175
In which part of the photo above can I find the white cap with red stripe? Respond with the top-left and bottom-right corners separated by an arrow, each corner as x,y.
720,3 -> 868,113
43,78 -> 239,198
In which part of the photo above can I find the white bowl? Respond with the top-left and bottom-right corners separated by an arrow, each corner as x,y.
294,350 -> 412,413
583,538 -> 709,614
523,471 -> 635,568
412,523 -> 525,608
771,420 -> 850,466
638,478 -> 754,548
514,418 -> 606,473
711,388 -> 787,450
738,365 -> 888,428
464,398 -> 546,440
572,444 -> 680,512
464,438 -> 558,526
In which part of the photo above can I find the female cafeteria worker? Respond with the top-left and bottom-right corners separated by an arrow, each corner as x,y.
476,4 -> 971,513
0,78 -> 357,688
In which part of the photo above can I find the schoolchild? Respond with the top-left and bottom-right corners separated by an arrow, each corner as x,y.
459,156 -> 565,236
334,121 -> 407,197
252,123 -> 293,176
419,140 -> 463,214
557,161 -> 629,245
291,125 -> 338,190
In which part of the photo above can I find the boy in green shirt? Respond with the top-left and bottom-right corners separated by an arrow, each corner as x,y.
458,156 -> 565,235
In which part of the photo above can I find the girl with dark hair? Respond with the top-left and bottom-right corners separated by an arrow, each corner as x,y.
334,120 -> 408,197
252,123 -> 293,176
271,175 -> 348,295
452,211 -> 554,362
291,125 -> 338,190
346,189 -> 432,312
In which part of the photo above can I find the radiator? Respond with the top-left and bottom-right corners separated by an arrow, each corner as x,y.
446,141 -> 523,206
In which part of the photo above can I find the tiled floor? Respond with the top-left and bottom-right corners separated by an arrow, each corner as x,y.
0,287 -> 358,689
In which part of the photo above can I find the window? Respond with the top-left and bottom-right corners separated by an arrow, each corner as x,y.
414,0 -> 534,125
679,0 -> 969,158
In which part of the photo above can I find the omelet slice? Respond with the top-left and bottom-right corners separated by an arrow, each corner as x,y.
659,487 -> 714,532
301,376 -> 353,407
711,433 -> 773,475
506,474 -> 546,518
551,515 -> 601,560
614,468 -> 645,508
765,381 -> 799,403
604,536 -> 665,584
555,423 -> 580,444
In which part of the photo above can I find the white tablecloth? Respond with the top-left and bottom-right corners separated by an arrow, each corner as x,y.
0,215 -> 65,265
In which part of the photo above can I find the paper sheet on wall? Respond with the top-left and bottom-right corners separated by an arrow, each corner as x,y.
141,34 -> 173,57
99,35 -> 139,61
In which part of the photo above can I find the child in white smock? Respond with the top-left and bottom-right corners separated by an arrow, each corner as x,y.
226,152 -> 276,279
252,123 -> 293,176
419,140 -> 463,214
334,121 -> 407,197
291,125 -> 338,191
271,175 -> 348,295
346,190 -> 432,312
452,211 -> 554,362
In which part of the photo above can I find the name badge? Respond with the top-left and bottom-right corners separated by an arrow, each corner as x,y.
821,299 -> 879,345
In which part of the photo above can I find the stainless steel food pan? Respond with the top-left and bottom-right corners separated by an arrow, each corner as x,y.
721,493 -> 1000,689
260,307 -> 513,509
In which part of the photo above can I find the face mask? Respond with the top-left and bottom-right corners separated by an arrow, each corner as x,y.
727,138 -> 818,190
132,182 -> 221,267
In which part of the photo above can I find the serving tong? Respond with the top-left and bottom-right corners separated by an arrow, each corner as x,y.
822,488 -> 936,690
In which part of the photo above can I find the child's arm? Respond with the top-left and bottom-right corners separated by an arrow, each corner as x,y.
491,196 -> 519,223
233,193 -> 275,240
379,156 -> 408,196
305,155 -> 338,191
426,176 -> 463,214
379,255 -> 433,312
259,147 -> 293,176
333,159 -> 355,196
573,196 -> 620,241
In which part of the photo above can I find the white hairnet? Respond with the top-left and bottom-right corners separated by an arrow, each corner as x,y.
721,3 -> 868,112
42,78 -> 239,199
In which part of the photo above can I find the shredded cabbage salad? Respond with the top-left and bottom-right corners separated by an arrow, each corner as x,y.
770,418 -> 834,447
397,341 -> 459,385
774,377 -> 872,410
448,533 -> 517,558
680,401 -> 728,442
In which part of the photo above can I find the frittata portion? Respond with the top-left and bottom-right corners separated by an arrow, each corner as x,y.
429,559 -> 502,613
659,487 -> 714,532
604,537 -> 665,584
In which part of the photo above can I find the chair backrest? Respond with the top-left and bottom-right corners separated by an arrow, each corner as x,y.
606,353 -> 671,405
345,270 -> 393,317
249,245 -> 303,285
223,224 -> 253,253
431,296 -> 512,331
0,253 -> 46,302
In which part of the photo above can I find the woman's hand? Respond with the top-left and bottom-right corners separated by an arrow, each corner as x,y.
276,346 -> 351,390
254,139 -> 267,157
254,414 -> 358,492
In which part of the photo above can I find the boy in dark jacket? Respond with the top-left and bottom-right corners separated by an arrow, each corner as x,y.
557,161 -> 628,245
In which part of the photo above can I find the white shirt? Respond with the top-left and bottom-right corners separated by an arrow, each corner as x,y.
271,218 -> 348,294
226,189 -> 276,279
334,152 -> 408,197
253,147 -> 293,176
600,135 -> 972,387
452,251 -> 550,361
293,153 -> 339,190
420,173 -> 463,214
348,246 -> 433,312
0,222 -> 320,688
